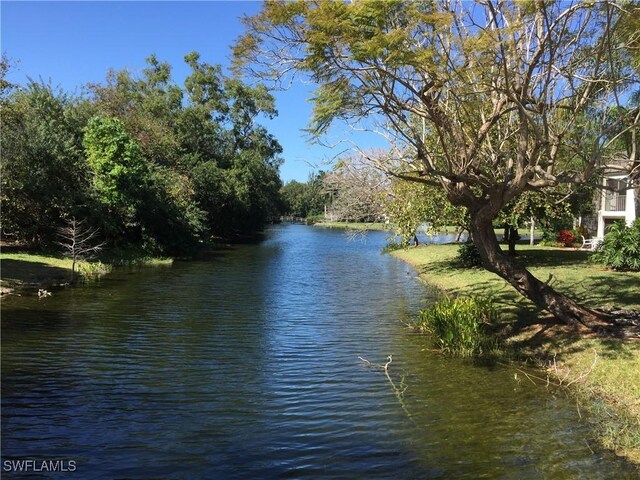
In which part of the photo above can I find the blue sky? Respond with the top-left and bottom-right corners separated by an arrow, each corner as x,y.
1,1 -> 385,182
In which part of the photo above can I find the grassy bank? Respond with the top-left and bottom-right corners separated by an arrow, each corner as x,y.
314,222 -> 544,239
0,252 -> 172,294
392,244 -> 640,462
314,221 -> 392,231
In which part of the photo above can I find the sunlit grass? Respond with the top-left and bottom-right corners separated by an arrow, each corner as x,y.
1,252 -> 75,270
394,244 -> 640,312
313,222 -> 544,238
0,251 -> 172,288
314,221 -> 392,231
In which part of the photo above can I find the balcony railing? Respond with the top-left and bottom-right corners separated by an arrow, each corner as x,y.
604,193 -> 627,212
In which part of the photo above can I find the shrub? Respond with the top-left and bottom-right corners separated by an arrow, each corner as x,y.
592,220 -> 640,271
305,214 -> 324,225
556,229 -> 576,246
456,241 -> 482,268
416,296 -> 499,357
77,261 -> 111,279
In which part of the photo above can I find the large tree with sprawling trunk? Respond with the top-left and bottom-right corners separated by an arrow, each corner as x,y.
234,0 -> 639,328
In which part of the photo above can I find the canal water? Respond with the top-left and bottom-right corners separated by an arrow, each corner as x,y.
1,225 -> 636,478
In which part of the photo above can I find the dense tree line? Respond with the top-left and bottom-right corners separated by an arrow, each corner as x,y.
1,53 -> 284,255
280,171 -> 326,220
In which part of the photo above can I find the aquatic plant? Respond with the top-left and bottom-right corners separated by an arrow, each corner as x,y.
416,296 -> 499,358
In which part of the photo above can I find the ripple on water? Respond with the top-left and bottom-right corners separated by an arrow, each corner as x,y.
2,225 -> 637,479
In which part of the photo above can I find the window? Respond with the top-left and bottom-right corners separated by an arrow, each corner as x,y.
604,179 -> 627,212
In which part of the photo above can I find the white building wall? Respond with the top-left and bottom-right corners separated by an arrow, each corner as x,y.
596,178 -> 636,238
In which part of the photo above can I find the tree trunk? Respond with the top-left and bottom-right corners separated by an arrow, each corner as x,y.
503,225 -> 519,256
71,255 -> 77,284
469,214 -> 610,330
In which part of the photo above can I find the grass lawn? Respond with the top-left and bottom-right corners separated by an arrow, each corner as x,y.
433,225 -> 544,238
314,221 -> 544,239
314,221 -> 392,231
393,243 -> 640,462
1,253 -> 81,290
0,252 -> 171,292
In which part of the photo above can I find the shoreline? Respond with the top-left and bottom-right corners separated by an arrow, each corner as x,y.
391,243 -> 640,464
313,221 -> 392,231
0,252 -> 172,296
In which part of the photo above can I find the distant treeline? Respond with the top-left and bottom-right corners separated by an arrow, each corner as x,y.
279,171 -> 327,221
1,53 -> 284,255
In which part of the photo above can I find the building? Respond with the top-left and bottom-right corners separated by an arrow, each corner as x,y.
595,165 -> 638,239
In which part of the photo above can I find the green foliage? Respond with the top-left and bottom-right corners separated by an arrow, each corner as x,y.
381,241 -> 408,253
83,116 -> 149,245
0,82 -> 90,246
305,214 -> 325,225
592,220 -> 640,271
138,167 -> 206,254
384,175 -> 467,246
84,116 -> 148,206
2,53 -> 285,255
281,172 -> 327,219
77,261 -> 112,279
538,239 -> 566,248
456,242 -> 482,268
416,296 -> 499,358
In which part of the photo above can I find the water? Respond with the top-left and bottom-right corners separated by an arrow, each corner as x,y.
1,225 -> 636,478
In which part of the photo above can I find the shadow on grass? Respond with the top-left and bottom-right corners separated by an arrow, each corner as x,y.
412,246 -> 639,357
579,275 -> 640,307
0,258 -> 71,286
514,248 -> 592,267
509,324 -> 638,362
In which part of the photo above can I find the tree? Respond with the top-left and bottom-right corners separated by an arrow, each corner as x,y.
385,175 -> 468,246
280,180 -> 308,218
235,1 -> 639,328
281,172 -> 327,219
89,56 -> 182,167
56,217 -> 104,282
1,81 -> 89,246
83,115 -> 156,247
323,154 -> 386,222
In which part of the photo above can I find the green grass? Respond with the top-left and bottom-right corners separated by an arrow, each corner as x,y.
424,225 -> 544,238
393,243 -> 640,462
314,222 -> 543,238
0,251 -> 172,291
314,221 -> 392,231
1,252 -> 86,289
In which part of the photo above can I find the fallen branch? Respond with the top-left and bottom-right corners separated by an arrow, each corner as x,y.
508,350 -> 599,389
358,354 -> 412,420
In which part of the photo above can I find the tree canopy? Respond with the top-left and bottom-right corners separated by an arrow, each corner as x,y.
1,53 -> 285,254
235,0 -> 639,327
